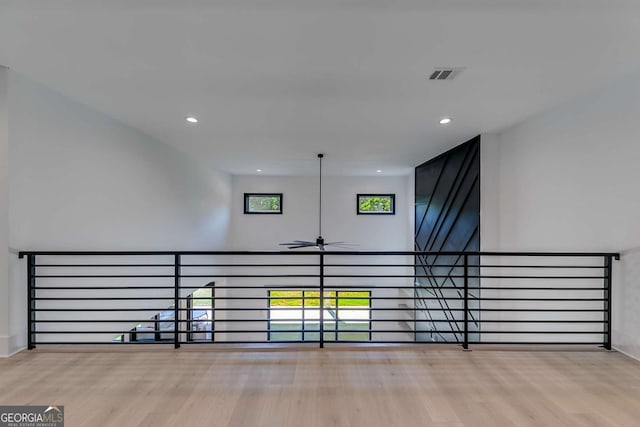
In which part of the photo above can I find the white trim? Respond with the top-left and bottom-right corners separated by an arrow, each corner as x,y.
6,346 -> 26,358
613,346 -> 640,363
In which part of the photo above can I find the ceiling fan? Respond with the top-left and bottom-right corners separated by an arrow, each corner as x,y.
279,154 -> 356,251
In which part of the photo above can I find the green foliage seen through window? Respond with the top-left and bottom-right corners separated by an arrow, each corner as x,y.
358,195 -> 394,213
246,194 -> 281,213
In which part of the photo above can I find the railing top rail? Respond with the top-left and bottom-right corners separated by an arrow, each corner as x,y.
18,250 -> 620,259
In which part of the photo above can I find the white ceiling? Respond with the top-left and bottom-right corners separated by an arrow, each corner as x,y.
2,0 -> 640,175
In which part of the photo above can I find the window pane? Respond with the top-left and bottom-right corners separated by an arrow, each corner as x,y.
269,290 -> 302,306
303,291 -> 320,307
357,194 -> 395,214
337,291 -> 370,307
245,194 -> 282,214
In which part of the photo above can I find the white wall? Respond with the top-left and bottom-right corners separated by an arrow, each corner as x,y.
0,66 -> 9,356
482,70 -> 640,358
223,174 -> 414,342
3,71 -> 232,356
9,72 -> 231,252
230,175 -> 412,251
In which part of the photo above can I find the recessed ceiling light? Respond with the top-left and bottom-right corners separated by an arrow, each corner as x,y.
439,117 -> 452,125
376,170 -> 382,173
256,169 -> 262,173
185,116 -> 198,123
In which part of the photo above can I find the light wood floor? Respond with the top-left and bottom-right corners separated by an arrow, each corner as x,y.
1,346 -> 640,426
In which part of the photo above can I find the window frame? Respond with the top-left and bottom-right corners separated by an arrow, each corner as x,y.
267,289 -> 372,342
243,193 -> 283,215
356,193 -> 396,215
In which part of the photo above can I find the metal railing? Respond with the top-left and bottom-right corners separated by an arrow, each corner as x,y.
18,250 -> 619,350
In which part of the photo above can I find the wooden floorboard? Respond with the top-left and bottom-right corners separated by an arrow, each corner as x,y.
1,347 -> 639,426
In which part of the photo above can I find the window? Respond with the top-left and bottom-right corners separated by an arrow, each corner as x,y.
268,290 -> 371,342
357,194 -> 395,215
244,193 -> 283,214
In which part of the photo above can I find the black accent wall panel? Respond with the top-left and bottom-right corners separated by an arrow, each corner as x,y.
414,136 -> 480,343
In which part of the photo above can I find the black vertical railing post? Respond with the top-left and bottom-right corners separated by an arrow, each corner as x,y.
174,254 -> 181,349
463,254 -> 469,350
604,255 -> 612,350
27,254 -> 36,350
211,287 -> 215,343
319,253 -> 325,349
302,290 -> 306,342
186,294 -> 193,343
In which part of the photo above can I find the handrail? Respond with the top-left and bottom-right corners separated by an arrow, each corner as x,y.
19,250 -> 621,258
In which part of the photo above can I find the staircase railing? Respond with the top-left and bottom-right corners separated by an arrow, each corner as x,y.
18,250 -> 619,350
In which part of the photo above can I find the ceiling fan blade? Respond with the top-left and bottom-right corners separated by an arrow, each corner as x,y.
292,240 -> 315,244
325,244 -> 359,249
286,245 -> 315,249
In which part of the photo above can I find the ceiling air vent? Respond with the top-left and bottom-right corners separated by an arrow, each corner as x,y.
429,68 -> 464,81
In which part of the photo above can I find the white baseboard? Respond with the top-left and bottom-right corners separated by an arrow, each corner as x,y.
6,346 -> 26,357
613,346 -> 640,363
0,334 -> 27,358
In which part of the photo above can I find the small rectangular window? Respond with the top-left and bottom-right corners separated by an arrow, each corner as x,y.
357,194 -> 395,215
244,193 -> 283,214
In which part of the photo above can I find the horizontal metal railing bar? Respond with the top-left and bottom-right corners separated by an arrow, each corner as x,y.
31,330 -> 605,335
32,264 -> 609,270
267,286 -> 605,291
29,285 -> 601,291
33,320 -> 178,323
30,341 -> 364,345
430,287 -> 605,291
43,285 -> 590,290
32,308 -> 177,311
182,341 -> 321,344
474,308 -> 605,312
169,319 -> 606,324
33,342 -> 175,345
31,341 -> 606,345
182,264 -> 319,268
476,265 -> 607,269
30,307 -> 606,312
462,320 -> 606,323
34,275 -> 176,278
32,341 -> 322,345
33,286 -> 178,290
183,341 -> 605,345
476,331 -> 605,334
33,297 -> 176,300
34,264 -> 176,268
33,330 -> 308,334
31,274 -> 607,279
33,274 -> 322,278
327,264 -> 606,269
111,296 -> 617,301
28,319 -> 605,324
467,342 -> 605,345
19,250 -> 621,257
326,275 -> 607,279
32,263 -> 609,269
